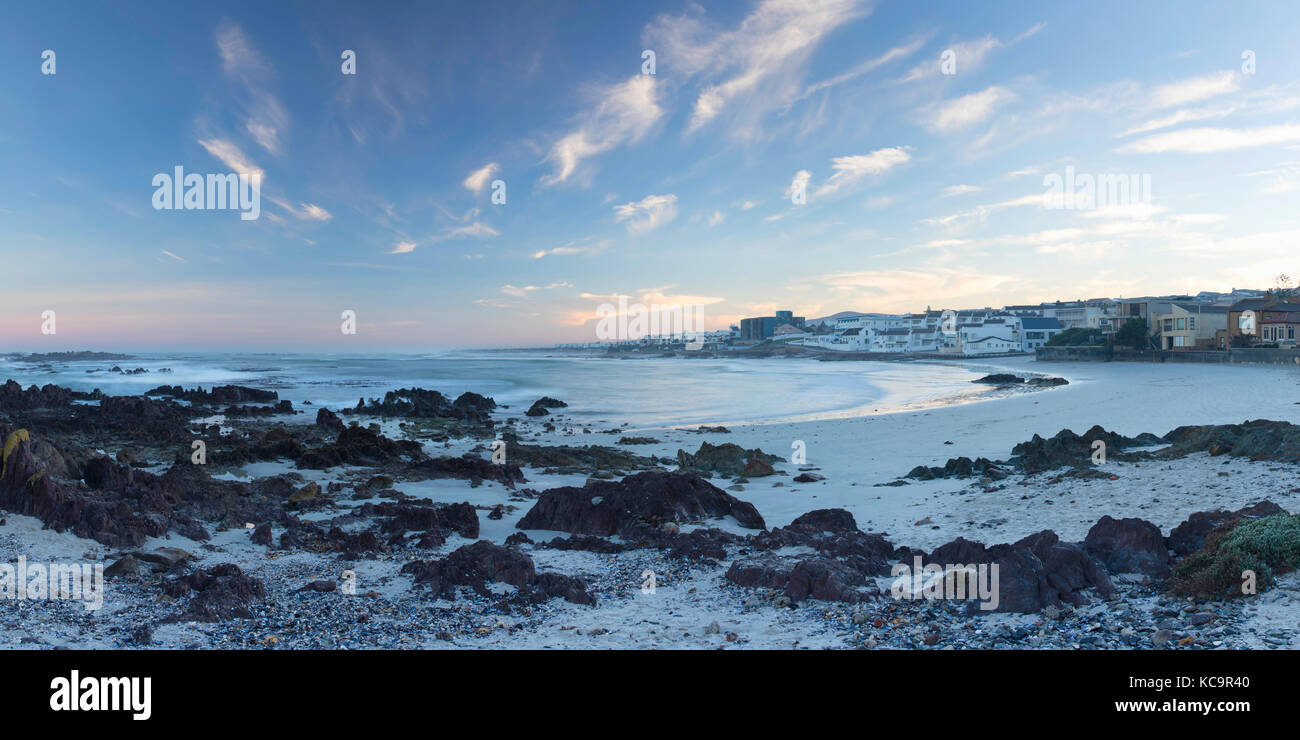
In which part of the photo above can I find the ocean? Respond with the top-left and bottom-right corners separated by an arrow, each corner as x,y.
0,351 -> 1001,430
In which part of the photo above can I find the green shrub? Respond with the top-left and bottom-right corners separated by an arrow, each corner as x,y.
1169,514 -> 1300,599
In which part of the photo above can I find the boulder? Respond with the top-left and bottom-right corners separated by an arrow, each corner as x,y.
516,471 -> 765,536
1084,515 -> 1170,578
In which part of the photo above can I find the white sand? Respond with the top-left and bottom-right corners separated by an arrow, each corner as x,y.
4,356 -> 1299,649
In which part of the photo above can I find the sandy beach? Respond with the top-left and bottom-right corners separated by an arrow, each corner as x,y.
2,355 -> 1299,650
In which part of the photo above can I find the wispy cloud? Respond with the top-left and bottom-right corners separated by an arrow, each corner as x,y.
268,197 -> 333,222
1116,104 -> 1235,137
501,281 -> 572,297
463,162 -> 500,193
796,37 -> 926,102
1119,124 -> 1300,153
197,138 -> 264,178
898,23 -> 1044,83
928,85 -> 1016,132
613,193 -> 678,234
215,22 -> 288,155
541,75 -> 662,185
531,237 -> 611,259
815,147 -> 912,196
647,0 -> 867,141
1150,70 -> 1237,108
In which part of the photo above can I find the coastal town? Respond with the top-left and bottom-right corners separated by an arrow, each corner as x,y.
560,283 -> 1300,358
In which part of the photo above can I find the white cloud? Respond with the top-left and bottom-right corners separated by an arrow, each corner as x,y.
197,138 -> 264,179
1116,105 -> 1235,138
1150,70 -> 1237,108
267,197 -> 333,222
797,37 -> 926,101
299,203 -> 332,221
532,237 -> 611,259
929,86 -> 1016,132
942,184 -> 981,197
445,222 -> 499,239
541,75 -> 662,185
463,163 -> 500,193
1119,124 -> 1300,154
501,281 -> 573,297
215,22 -> 288,155
815,147 -> 911,196
613,193 -> 678,234
708,210 -> 725,227
160,249 -> 187,263
647,0 -> 866,140
390,241 -> 417,254
897,24 -> 1043,83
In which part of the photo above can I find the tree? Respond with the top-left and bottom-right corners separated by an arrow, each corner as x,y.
1047,327 -> 1104,346
1274,274 -> 1295,299
1114,318 -> 1149,349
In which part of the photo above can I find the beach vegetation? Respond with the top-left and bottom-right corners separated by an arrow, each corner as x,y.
1114,319 -> 1149,349
1047,327 -> 1105,346
1169,514 -> 1300,599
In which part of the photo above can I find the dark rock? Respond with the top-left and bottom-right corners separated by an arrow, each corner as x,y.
516,471 -> 765,536
103,554 -> 140,579
315,407 -> 345,432
676,441 -> 781,477
1168,500 -> 1286,556
921,530 -> 1113,613
906,456 -> 1006,480
250,522 -> 272,546
346,388 -> 496,423
1026,376 -> 1069,386
160,563 -> 267,622
525,397 -> 567,417
1159,420 -> 1300,463
741,458 -> 776,477
401,540 -> 593,605
1084,515 -> 1170,578
1010,425 -> 1162,473
973,374 -> 1024,384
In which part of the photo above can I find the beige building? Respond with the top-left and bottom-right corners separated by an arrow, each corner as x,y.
1152,304 -> 1227,349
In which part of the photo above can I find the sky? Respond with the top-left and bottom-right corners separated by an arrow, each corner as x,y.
2,0 -> 1300,351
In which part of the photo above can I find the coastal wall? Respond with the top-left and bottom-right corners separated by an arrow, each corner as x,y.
1037,346 -> 1300,366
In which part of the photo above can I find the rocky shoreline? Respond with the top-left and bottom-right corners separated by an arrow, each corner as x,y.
1,377 -> 1297,649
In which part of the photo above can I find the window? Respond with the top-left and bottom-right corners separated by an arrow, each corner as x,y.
1176,318 -> 1186,330
1163,319 -> 1174,331
1189,317 -> 1196,330
1290,326 -> 1296,340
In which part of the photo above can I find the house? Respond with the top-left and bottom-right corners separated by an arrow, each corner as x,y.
1259,308 -> 1300,346
1152,304 -> 1228,349
739,310 -> 806,341
1227,297 -> 1300,345
1019,317 -> 1062,351
940,320 -> 1022,356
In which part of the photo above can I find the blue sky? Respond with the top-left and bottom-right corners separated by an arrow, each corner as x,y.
3,0 -> 1299,351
